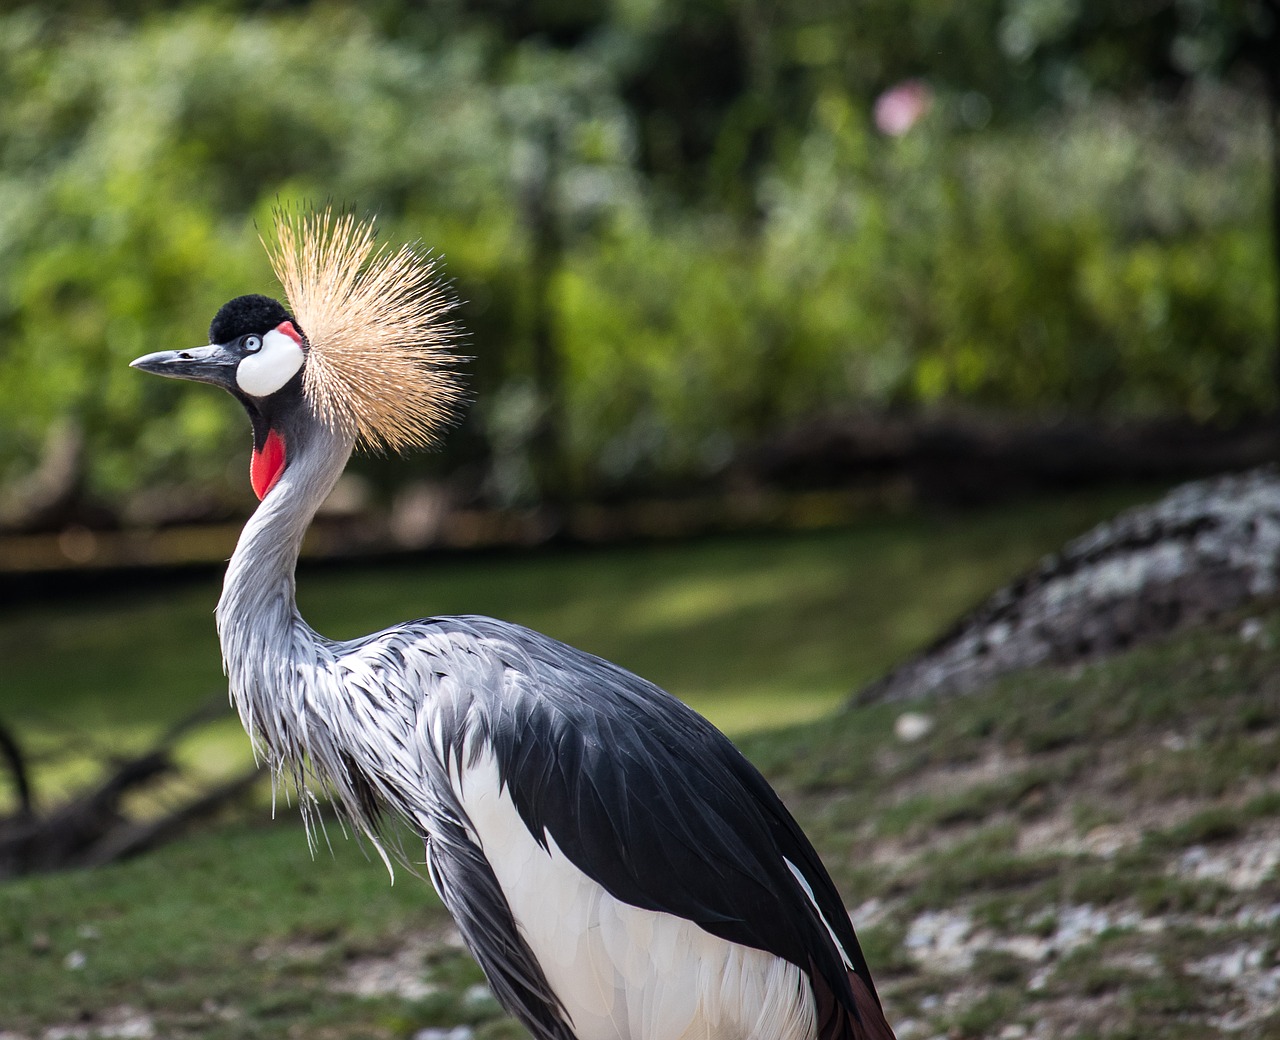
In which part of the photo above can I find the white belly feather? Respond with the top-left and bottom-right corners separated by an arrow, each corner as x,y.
454,750 -> 817,1040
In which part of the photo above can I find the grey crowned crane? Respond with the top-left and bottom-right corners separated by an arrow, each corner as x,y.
130,209 -> 897,1040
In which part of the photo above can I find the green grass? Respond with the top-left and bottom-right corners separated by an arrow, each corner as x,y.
0,493 -> 1143,813
0,818 -> 448,1036
727,603 -> 1280,1037
0,489 -> 1142,751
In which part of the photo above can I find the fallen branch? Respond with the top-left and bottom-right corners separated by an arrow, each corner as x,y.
0,699 -> 264,878
0,718 -> 33,819
82,765 -> 264,867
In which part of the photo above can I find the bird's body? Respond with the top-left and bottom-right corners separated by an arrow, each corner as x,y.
133,209 -> 896,1040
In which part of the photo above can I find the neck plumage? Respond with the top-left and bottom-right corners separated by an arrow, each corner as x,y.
216,421 -> 353,774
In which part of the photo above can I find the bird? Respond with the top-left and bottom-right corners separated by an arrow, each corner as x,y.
130,207 -> 897,1040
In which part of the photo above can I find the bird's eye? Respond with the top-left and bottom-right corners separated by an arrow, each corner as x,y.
244,335 -> 262,353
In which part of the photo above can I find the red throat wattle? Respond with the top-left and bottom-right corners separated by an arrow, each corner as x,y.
251,429 -> 286,500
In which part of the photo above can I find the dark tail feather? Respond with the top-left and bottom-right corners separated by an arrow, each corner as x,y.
846,971 -> 897,1040
811,962 -> 897,1040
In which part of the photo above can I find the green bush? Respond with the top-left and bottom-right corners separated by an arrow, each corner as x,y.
0,8 -> 1274,510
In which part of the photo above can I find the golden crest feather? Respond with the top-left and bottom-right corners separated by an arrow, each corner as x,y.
262,207 -> 464,452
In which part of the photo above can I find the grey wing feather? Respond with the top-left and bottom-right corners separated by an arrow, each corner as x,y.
420,801 -> 575,1040
406,654 -> 577,1040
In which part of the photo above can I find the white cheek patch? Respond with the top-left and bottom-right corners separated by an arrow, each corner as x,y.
236,328 -> 304,398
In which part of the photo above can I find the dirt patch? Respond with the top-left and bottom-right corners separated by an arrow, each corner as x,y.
329,925 -> 467,1001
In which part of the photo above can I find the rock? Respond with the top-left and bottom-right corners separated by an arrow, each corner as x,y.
1239,616 -> 1270,646
894,711 -> 935,742
905,910 -> 979,972
858,468 -> 1280,704
1176,837 -> 1280,891
462,983 -> 501,1015
413,1028 -> 473,1040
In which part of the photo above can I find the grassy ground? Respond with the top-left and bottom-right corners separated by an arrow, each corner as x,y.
756,608 -> 1280,1038
15,488 -> 1276,1040
4,604 -> 1278,1038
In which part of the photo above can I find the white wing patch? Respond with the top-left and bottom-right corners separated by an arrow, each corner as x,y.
454,749 -> 817,1040
236,327 -> 304,397
784,857 -> 855,972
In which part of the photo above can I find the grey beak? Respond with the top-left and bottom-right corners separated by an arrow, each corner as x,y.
130,344 -> 239,389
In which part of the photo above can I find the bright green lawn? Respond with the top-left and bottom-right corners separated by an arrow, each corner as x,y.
0,490 -> 1145,754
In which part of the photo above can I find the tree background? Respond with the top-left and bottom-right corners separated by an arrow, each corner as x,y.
0,0 -> 1275,528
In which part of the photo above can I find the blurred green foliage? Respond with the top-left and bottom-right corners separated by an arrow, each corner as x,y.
0,1 -> 1274,511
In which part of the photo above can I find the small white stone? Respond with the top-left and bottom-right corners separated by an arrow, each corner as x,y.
849,897 -> 885,930
99,1012 -> 154,1039
905,910 -> 978,971
412,1029 -> 473,1040
43,1027 -> 88,1040
1053,904 -> 1112,949
63,950 -> 86,971
1240,617 -> 1269,645
999,935 -> 1051,962
462,983 -> 499,1012
895,711 -> 934,743
1083,824 -> 1132,858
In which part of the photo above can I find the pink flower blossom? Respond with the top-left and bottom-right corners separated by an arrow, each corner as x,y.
874,80 -> 933,136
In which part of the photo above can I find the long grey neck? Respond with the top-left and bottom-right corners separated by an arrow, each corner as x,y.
216,421 -> 354,767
